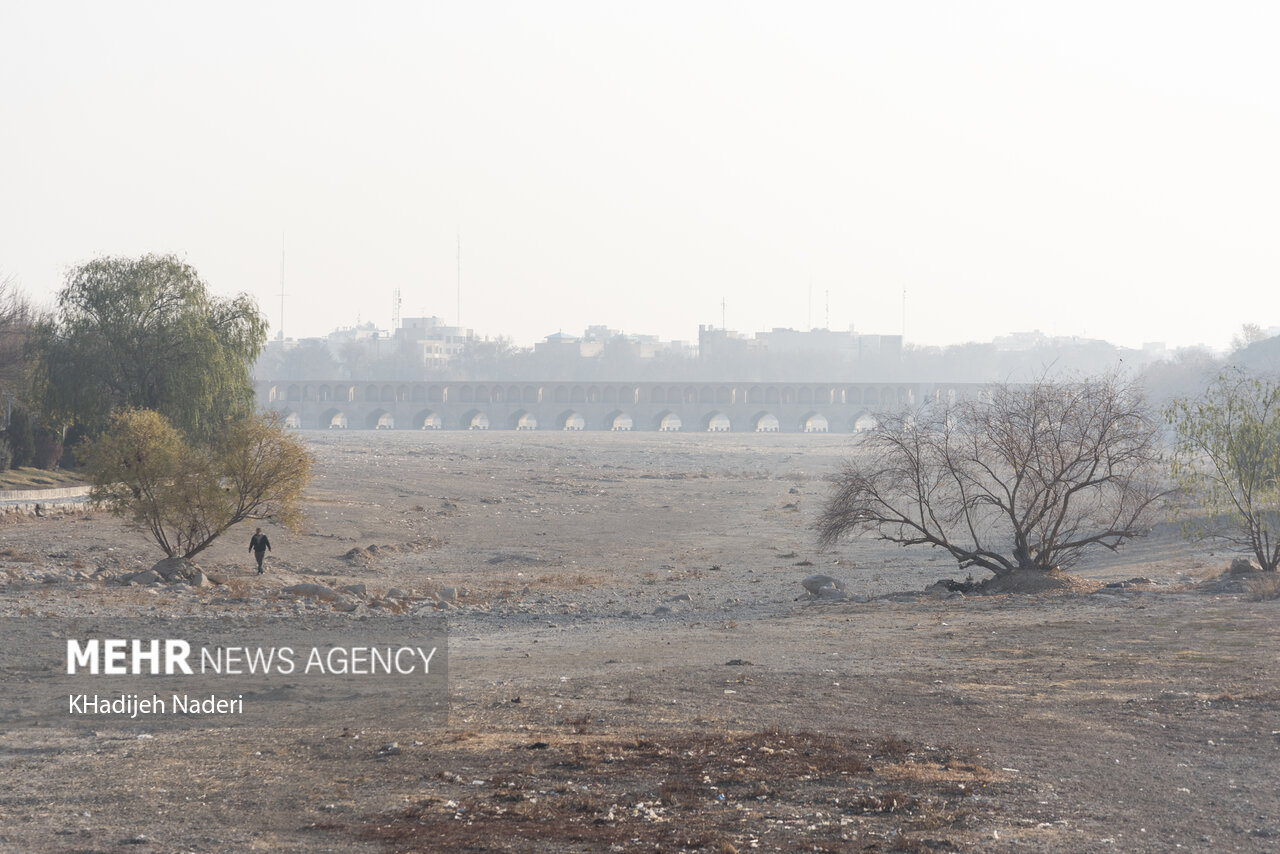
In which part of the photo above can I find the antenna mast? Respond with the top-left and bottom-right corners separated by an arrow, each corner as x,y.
277,237 -> 286,341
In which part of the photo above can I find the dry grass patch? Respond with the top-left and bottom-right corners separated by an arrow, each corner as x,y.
1245,572 -> 1280,601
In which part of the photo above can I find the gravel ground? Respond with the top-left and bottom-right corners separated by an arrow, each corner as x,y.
1,430 -> 1277,853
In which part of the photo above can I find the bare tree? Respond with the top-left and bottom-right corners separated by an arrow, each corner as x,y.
817,374 -> 1168,577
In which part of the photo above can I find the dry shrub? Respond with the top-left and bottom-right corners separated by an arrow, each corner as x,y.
1245,573 -> 1280,601
222,577 -> 253,597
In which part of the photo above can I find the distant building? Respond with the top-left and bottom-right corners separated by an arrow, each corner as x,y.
394,316 -> 475,368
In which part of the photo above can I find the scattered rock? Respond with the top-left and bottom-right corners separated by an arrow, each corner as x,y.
1105,577 -> 1152,589
667,592 -> 692,602
340,583 -> 367,597
1229,558 -> 1257,575
121,569 -> 162,586
801,574 -> 846,595
151,557 -> 199,582
438,586 -> 457,601
652,605 -> 672,616
281,583 -> 341,602
189,571 -> 209,588
386,587 -> 407,599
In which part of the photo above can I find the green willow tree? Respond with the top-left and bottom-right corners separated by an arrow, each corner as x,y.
86,409 -> 311,559
1167,368 -> 1280,571
36,254 -> 267,442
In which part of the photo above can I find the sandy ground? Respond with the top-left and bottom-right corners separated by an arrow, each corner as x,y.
1,430 -> 1278,853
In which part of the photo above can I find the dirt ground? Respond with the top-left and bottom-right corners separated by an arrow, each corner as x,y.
1,430 -> 1278,853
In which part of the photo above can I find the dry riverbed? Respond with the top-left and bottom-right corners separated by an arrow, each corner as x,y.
1,431 -> 1277,853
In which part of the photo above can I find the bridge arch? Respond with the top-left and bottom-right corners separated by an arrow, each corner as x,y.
460,409 -> 489,430
603,410 -> 633,431
280,410 -> 302,429
366,408 -> 395,430
556,410 -> 586,430
751,411 -> 780,432
701,411 -> 731,432
412,409 -> 443,429
653,410 -> 682,431
851,411 -> 877,432
800,411 -> 829,433
320,408 -> 347,429
508,409 -> 537,430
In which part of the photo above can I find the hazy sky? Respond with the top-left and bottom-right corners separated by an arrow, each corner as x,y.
3,1 -> 1276,350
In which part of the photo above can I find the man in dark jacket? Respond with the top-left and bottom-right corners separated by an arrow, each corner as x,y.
249,528 -> 271,574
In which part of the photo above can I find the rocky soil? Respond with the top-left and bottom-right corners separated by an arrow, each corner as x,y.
1,430 -> 1277,852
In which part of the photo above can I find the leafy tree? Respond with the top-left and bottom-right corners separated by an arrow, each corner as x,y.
817,374 -> 1167,578
86,409 -> 311,559
36,254 -> 268,442
1167,368 -> 1280,571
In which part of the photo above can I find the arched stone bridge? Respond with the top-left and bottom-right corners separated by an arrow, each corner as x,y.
256,379 -> 978,433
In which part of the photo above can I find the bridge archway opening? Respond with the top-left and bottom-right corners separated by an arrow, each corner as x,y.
605,410 -> 633,431
414,409 -> 443,430
462,410 -> 489,430
509,410 -> 538,430
281,411 -> 302,429
557,410 -> 585,431
367,409 -> 395,430
753,412 -> 780,432
654,411 -> 682,432
801,412 -> 828,433
702,411 -> 731,432
320,408 -> 347,429
852,412 -> 877,432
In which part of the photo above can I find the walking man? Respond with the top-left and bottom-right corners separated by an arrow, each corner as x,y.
249,527 -> 271,574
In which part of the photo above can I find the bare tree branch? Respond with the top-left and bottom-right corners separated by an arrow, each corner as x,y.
817,373 -> 1168,577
